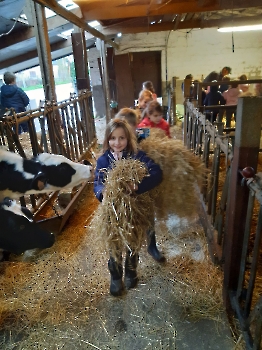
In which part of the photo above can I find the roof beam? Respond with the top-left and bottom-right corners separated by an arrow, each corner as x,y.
33,0 -> 118,49
101,15 -> 262,35
0,8 -> 83,50
77,0 -> 261,21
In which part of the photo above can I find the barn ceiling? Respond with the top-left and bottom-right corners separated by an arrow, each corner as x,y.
0,0 -> 262,74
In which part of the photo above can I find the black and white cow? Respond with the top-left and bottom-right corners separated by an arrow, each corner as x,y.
0,197 -> 55,256
0,150 -> 93,200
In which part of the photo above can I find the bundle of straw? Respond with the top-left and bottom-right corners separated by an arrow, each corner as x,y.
140,129 -> 206,219
90,158 -> 154,260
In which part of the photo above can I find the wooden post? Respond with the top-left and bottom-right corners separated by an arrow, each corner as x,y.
223,97 -> 262,307
97,39 -> 111,124
72,31 -> 91,91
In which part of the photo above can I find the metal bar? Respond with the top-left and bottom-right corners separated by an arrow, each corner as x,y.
244,205 -> 262,317
236,191 -> 255,299
211,145 -> 220,224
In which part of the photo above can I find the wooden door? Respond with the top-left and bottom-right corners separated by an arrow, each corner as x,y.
132,51 -> 161,99
114,51 -> 161,109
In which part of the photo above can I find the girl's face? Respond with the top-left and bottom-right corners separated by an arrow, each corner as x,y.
139,96 -> 152,109
109,127 -> 128,153
148,112 -> 163,125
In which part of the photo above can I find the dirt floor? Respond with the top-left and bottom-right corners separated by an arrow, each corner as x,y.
0,119 -> 237,349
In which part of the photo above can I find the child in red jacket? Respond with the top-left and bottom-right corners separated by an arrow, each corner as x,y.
138,101 -> 170,138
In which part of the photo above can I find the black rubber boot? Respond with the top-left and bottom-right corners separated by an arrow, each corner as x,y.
108,257 -> 124,296
124,252 -> 139,290
147,231 -> 166,263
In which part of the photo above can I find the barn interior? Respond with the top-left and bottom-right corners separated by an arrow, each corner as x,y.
0,1 -> 262,349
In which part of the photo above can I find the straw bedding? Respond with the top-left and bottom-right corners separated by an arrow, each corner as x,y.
0,127 -> 230,348
140,129 -> 206,219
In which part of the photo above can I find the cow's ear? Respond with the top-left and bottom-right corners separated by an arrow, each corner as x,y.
32,172 -> 47,190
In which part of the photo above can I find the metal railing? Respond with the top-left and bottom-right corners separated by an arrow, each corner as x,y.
184,97 -> 262,349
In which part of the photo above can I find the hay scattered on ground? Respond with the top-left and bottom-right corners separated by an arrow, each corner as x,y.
140,129 -> 206,219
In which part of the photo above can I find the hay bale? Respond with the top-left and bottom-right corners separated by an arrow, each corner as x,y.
140,129 -> 206,219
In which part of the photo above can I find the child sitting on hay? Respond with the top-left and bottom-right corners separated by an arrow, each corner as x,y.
93,119 -> 163,297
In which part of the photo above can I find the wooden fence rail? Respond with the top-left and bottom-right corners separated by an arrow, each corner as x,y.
0,91 -> 96,233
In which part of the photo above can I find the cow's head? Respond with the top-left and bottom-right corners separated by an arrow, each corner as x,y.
0,198 -> 55,255
36,153 -> 93,190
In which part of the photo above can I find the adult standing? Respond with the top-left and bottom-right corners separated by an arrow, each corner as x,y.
1,71 -> 29,134
203,66 -> 232,83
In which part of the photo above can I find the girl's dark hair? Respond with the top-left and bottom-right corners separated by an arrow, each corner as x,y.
146,100 -> 163,115
230,80 -> 239,89
142,81 -> 155,93
102,118 -> 137,153
239,74 -> 248,81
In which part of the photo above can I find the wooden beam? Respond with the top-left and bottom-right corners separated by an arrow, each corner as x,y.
101,15 -> 262,35
78,0 -> 261,21
33,0 -> 118,49
0,40 -> 70,70
0,8 -> 83,50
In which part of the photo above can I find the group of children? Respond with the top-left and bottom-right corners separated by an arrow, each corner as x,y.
94,81 -> 169,296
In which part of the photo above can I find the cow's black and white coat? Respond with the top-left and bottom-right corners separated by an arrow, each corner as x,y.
0,198 -> 55,256
0,150 -> 93,200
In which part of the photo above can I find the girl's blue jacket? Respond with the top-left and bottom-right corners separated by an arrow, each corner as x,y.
94,149 -> 162,202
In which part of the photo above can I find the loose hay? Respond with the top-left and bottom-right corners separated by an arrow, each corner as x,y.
159,223 -> 224,321
140,129 -> 206,219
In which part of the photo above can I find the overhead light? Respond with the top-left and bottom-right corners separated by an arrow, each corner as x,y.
60,28 -> 74,37
58,0 -> 78,10
218,24 -> 262,32
88,20 -> 100,28
45,8 -> 56,18
117,33 -> 122,37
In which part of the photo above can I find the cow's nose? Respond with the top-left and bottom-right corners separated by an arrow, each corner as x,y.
82,159 -> 93,166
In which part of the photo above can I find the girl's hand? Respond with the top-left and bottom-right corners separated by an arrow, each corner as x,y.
112,152 -> 122,160
127,182 -> 138,193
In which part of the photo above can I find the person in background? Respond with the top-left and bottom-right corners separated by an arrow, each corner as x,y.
219,75 -> 231,93
192,80 -> 206,106
136,89 -> 153,122
94,119 -> 163,296
181,74 -> 194,98
0,71 -> 29,134
138,100 -> 170,138
142,81 -> 157,100
238,74 -> 250,94
203,66 -> 232,83
203,80 -> 226,123
115,107 -> 138,134
254,83 -> 262,97
222,81 -> 242,127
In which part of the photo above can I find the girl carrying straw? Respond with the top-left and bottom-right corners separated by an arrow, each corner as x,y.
94,119 -> 163,296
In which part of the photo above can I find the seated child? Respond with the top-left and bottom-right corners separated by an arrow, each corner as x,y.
137,101 -> 171,138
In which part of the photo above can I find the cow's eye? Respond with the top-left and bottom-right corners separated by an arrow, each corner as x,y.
20,225 -> 25,230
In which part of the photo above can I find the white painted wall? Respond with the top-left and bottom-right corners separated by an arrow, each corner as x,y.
115,28 -> 262,103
